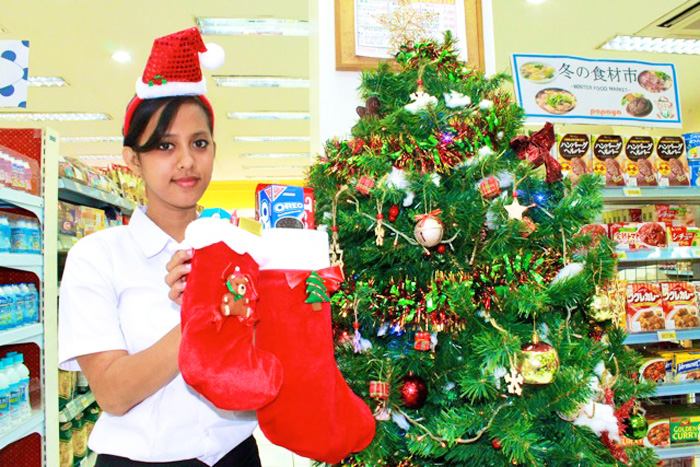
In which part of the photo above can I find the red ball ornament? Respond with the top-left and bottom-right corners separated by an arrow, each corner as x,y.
399,373 -> 428,409
492,439 -> 502,450
389,205 -> 400,222
437,244 -> 446,254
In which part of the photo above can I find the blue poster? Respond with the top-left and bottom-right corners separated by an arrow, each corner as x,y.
512,54 -> 682,129
0,40 -> 29,108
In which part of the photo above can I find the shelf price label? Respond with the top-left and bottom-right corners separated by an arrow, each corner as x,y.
657,330 -> 677,342
623,187 -> 643,197
615,251 -> 626,260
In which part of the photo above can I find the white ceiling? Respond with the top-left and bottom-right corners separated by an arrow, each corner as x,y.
0,0 -> 698,183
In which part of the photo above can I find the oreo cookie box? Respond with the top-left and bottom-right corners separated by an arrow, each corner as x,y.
256,184 -> 315,230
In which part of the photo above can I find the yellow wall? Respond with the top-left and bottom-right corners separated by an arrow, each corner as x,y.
198,179 -> 307,210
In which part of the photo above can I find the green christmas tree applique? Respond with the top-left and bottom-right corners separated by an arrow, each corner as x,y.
306,271 -> 330,311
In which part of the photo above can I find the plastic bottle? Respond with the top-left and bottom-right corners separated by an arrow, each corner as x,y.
3,357 -> 20,424
1,285 -> 15,329
0,287 -> 8,331
13,354 -> 30,418
0,216 -> 10,253
0,360 -> 10,433
30,220 -> 41,254
10,285 -> 23,327
26,283 -> 39,323
17,283 -> 30,324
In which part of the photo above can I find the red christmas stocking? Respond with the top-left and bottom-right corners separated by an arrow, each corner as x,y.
179,218 -> 283,411
256,229 -> 375,464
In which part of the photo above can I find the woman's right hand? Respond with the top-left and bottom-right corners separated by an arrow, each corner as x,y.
165,249 -> 193,305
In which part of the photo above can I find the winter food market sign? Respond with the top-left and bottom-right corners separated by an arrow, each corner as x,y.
511,54 -> 681,128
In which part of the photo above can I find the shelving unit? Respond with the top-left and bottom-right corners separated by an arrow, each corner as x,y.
0,128 -> 58,467
58,392 -> 95,424
58,178 -> 136,215
604,186 -> 700,204
654,445 -> 700,460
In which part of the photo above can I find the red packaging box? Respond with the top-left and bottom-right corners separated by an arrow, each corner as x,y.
626,282 -> 665,333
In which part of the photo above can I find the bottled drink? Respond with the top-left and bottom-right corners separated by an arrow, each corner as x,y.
26,283 -> 39,323
0,287 -> 8,331
3,357 -> 20,424
0,360 -> 9,433
1,285 -> 16,329
0,217 -> 10,253
13,354 -> 30,418
30,220 -> 41,254
10,285 -> 23,327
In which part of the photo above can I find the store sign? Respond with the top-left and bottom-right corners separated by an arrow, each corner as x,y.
511,54 -> 682,128
0,40 -> 29,108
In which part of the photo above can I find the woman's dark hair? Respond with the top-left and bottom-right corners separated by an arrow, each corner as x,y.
123,95 -> 214,153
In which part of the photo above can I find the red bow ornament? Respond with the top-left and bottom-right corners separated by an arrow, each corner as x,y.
509,122 -> 562,184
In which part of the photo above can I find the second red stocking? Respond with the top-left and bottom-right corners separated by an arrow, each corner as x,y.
256,229 -> 375,464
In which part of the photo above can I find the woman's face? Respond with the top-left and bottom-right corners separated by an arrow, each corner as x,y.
124,102 -> 214,212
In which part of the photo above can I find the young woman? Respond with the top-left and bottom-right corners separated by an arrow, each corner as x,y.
58,28 -> 262,467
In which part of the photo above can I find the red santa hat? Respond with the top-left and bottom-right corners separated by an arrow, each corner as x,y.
123,27 -> 225,137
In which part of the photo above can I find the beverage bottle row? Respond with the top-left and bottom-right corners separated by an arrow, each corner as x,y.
0,283 -> 40,330
0,352 -> 31,433
0,151 -> 33,193
0,216 -> 41,254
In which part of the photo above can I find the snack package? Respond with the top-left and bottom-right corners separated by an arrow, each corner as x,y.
255,184 -> 315,230
641,204 -> 695,227
611,222 -> 667,249
667,226 -> 700,247
690,159 -> 700,186
670,413 -> 700,444
685,133 -> 700,160
657,350 -> 676,382
639,356 -> 666,383
592,135 -> 625,186
674,353 -> 700,382
610,223 -> 640,250
557,133 -> 590,184
637,222 -> 668,248
656,136 -> 689,186
623,136 -> 657,186
626,282 -> 665,332
662,282 -> 700,330
58,201 -> 80,237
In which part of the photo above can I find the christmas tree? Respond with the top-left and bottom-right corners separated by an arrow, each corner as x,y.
307,271 -> 332,310
307,32 -> 659,467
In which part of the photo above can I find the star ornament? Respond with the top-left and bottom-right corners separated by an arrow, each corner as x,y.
375,0 -> 439,53
504,196 -> 535,221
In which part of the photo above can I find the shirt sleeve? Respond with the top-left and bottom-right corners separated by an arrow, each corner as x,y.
58,235 -> 127,371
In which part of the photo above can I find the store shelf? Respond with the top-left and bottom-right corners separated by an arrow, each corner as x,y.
616,247 -> 700,263
0,186 -> 44,221
0,323 -> 43,347
59,392 -> 95,423
654,381 -> 700,397
624,328 -> 700,345
58,178 -> 136,215
0,410 -> 44,451
604,186 -> 700,204
653,444 -> 700,459
0,252 -> 43,278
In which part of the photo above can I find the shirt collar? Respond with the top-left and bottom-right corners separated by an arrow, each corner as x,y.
128,206 -> 174,258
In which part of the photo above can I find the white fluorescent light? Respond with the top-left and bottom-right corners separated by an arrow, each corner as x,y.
61,136 -> 122,143
28,76 -> 68,87
111,51 -> 132,63
0,113 -> 110,122
197,18 -> 309,36
243,165 -> 309,170
228,112 -> 309,120
234,136 -> 311,143
601,35 -> 700,55
240,153 -> 311,159
214,76 -> 309,88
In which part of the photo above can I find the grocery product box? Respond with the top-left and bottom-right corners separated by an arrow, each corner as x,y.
623,136 -> 657,186
641,205 -> 695,227
639,356 -> 666,383
674,352 -> 700,382
663,282 -> 700,330
557,133 -> 590,184
685,133 -> 700,160
58,201 -> 80,236
255,184 -> 315,229
667,226 -> 700,247
626,282 -> 665,332
656,136 -> 689,186
592,135 -> 625,186
671,413 -> 700,444
611,222 -> 667,249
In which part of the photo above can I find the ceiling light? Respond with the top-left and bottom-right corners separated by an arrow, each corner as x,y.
601,35 -> 700,55
111,51 -> 132,63
228,112 -> 310,120
240,153 -> 311,159
243,165 -> 309,170
214,76 -> 309,88
234,136 -> 311,143
28,76 -> 68,87
197,18 -> 309,36
60,136 -> 122,143
0,113 -> 111,122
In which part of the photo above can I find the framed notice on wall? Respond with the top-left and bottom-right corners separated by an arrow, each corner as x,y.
335,0 -> 484,72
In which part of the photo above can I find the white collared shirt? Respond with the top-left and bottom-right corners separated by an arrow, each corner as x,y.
58,207 -> 256,466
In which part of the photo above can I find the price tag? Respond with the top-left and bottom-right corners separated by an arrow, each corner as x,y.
66,400 -> 78,418
615,251 -> 626,259
657,330 -> 677,342
623,187 -> 642,197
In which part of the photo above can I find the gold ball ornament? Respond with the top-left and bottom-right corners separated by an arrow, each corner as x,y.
414,217 -> 444,247
518,334 -> 559,385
